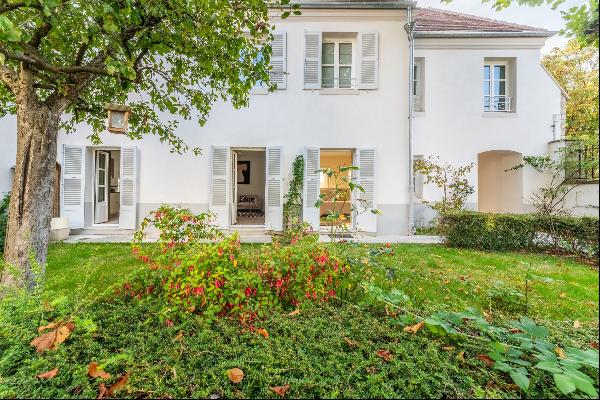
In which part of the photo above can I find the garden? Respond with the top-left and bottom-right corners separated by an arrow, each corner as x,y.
0,204 -> 598,399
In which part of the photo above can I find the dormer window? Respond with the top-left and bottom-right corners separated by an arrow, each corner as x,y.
105,104 -> 131,133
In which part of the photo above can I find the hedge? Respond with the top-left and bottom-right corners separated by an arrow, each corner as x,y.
439,211 -> 599,259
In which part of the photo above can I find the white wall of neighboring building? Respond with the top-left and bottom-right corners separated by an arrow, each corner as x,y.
0,115 -> 16,198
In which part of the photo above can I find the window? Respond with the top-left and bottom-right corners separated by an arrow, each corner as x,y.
413,58 -> 425,112
105,104 -> 131,133
413,155 -> 424,200
484,62 -> 511,112
322,41 -> 354,89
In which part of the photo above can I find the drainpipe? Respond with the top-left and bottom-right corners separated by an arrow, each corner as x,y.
404,7 -> 416,235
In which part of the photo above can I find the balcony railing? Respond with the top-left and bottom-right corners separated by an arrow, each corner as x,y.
484,95 -> 512,112
321,77 -> 357,90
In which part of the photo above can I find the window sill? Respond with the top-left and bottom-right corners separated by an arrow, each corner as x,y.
250,88 -> 269,95
318,88 -> 359,95
482,112 -> 518,118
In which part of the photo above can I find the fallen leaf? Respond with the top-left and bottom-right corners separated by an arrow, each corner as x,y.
559,292 -> 567,299
30,331 -> 58,353
31,322 -> 76,352
508,328 -> 523,334
269,385 -> 290,397
88,362 -> 111,380
365,366 -> 378,375
343,337 -> 358,347
173,331 -> 184,342
256,328 -> 269,339
287,309 -> 300,317
442,346 -> 455,352
403,321 -> 425,334
590,342 -> 599,350
375,349 -> 393,362
573,320 -> 581,329
36,368 -> 58,379
107,372 -> 129,397
456,351 -> 465,364
227,368 -> 244,384
476,354 -> 494,366
38,321 -> 60,333
97,383 -> 108,399
555,346 -> 566,359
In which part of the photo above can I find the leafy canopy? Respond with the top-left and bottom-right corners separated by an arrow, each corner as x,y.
0,0 -> 298,153
443,0 -> 599,47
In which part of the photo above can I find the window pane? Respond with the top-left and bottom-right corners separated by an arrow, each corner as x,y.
339,66 -> 351,88
98,172 -> 105,186
110,111 -> 125,129
339,43 -> 352,64
494,65 -> 506,79
322,66 -> 334,88
98,155 -> 106,170
483,81 -> 490,96
322,43 -> 334,64
494,80 -> 506,96
98,189 -> 105,203
484,65 -> 490,80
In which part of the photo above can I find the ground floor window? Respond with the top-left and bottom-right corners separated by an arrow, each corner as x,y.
94,149 -> 121,224
319,149 -> 354,227
232,148 -> 266,226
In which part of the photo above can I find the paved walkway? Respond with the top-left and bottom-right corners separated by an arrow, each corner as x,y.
63,233 -> 442,244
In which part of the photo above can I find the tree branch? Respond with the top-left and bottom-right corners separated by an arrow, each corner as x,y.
0,63 -> 18,93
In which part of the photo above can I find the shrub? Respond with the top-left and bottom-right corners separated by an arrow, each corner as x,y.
439,211 -> 599,259
0,192 -> 9,252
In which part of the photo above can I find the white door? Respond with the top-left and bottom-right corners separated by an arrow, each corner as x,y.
119,146 -> 138,229
209,146 -> 231,228
61,145 -> 85,229
94,151 -> 109,224
265,146 -> 283,231
231,151 -> 238,225
303,146 -> 320,230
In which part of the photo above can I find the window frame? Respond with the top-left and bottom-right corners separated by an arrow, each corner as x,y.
321,39 -> 356,89
413,58 -> 425,112
484,61 -> 511,112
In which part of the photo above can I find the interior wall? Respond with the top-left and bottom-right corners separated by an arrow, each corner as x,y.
478,151 -> 524,213
236,150 -> 265,209
320,150 -> 353,188
109,150 -> 120,217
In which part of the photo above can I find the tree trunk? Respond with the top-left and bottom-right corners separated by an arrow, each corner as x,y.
1,100 -> 59,289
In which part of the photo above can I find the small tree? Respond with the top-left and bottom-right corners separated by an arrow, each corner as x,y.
509,142 -> 599,216
414,157 -> 475,215
0,0 -> 298,288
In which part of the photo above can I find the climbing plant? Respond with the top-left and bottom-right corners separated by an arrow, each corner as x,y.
283,155 -> 304,230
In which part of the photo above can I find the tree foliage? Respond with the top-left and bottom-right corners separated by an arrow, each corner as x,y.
443,0 -> 599,47
543,39 -> 599,147
0,0 -> 297,153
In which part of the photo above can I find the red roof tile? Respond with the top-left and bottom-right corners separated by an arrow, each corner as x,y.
416,8 -> 547,33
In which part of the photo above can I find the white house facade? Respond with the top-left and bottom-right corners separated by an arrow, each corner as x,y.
0,0 -> 598,237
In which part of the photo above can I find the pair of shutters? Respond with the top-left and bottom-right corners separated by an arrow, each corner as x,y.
61,145 -> 137,229
303,147 -> 377,233
304,31 -> 379,90
209,146 -> 283,231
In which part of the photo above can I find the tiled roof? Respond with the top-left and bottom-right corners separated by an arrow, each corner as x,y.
293,0 -> 414,8
415,8 -> 548,34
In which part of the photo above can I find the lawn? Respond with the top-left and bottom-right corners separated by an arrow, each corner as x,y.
0,241 -> 598,399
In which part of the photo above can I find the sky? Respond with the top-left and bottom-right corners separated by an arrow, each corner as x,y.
417,0 -> 589,53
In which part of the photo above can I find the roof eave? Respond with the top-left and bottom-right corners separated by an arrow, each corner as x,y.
288,0 -> 416,9
414,31 -> 557,38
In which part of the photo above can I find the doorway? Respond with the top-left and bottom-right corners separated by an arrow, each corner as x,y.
231,148 -> 266,226
94,149 -> 121,224
478,150 -> 524,213
319,149 -> 354,228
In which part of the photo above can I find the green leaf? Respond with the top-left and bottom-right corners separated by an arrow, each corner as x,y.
535,361 -> 563,374
509,370 -> 530,392
553,373 -> 576,395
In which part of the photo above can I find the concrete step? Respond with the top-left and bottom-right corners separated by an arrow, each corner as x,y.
71,227 -> 137,236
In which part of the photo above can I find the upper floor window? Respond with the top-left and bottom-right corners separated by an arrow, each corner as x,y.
413,58 -> 425,112
322,41 -> 354,89
484,61 -> 512,112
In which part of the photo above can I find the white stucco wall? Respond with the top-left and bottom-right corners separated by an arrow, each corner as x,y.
413,36 -> 566,221
0,115 -> 16,198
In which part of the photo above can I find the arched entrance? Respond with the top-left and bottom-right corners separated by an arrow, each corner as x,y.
478,150 -> 524,213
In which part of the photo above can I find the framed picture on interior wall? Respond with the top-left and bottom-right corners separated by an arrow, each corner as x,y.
237,161 -> 250,184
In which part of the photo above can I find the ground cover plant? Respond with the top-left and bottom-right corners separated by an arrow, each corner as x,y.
1,205 -> 598,398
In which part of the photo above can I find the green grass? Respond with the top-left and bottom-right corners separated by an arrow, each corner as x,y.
0,242 -> 597,399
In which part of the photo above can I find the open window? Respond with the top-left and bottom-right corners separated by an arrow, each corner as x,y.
94,149 -> 121,225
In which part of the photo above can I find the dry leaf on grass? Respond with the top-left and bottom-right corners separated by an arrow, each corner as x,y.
30,322 -> 75,352
269,385 -> 290,397
172,331 -> 184,342
573,320 -> 581,329
403,321 -> 425,334
476,354 -> 494,366
36,368 -> 58,379
375,349 -> 393,362
456,351 -> 465,363
343,337 -> 358,347
227,368 -> 244,384
559,292 -> 567,299
555,346 -> 567,359
442,346 -> 455,352
38,321 -> 60,333
256,328 -> 269,339
88,362 -> 111,379
287,309 -> 300,317
97,373 -> 130,399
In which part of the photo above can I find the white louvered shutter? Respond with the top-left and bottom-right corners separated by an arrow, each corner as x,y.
209,146 -> 230,228
358,32 -> 379,90
355,148 -> 377,233
265,146 -> 283,231
303,146 -> 320,230
304,31 -> 322,89
61,145 -> 85,229
270,32 -> 287,89
119,146 -> 137,229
